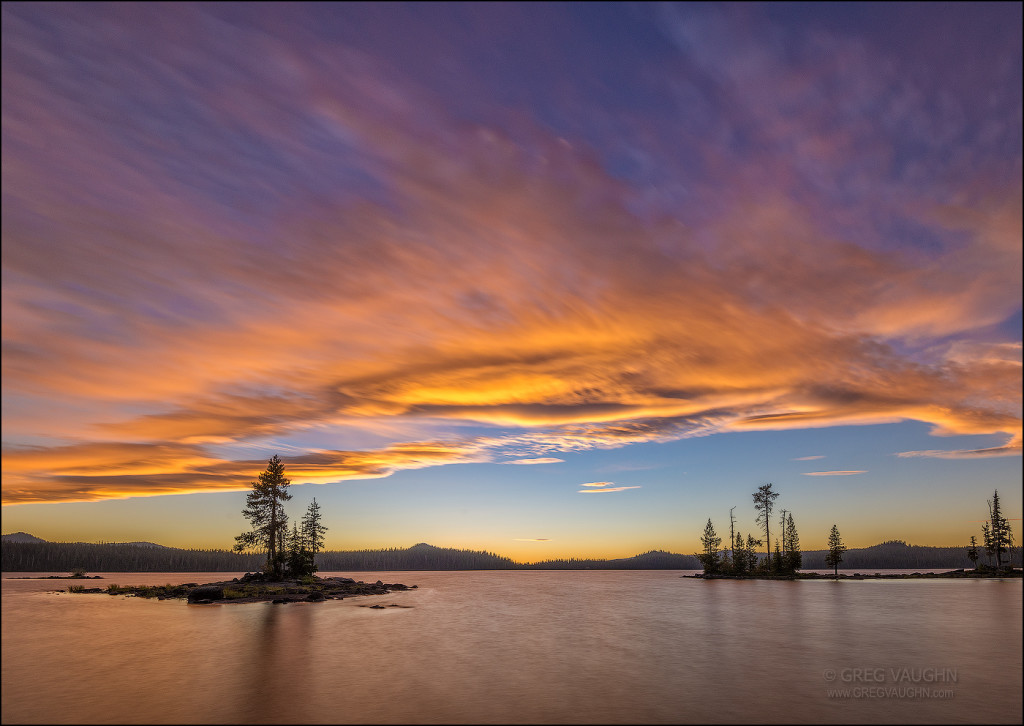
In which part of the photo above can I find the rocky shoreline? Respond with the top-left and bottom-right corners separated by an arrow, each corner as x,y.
685,569 -> 1023,580
63,572 -> 417,604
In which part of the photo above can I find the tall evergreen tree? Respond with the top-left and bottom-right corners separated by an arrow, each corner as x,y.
988,490 -> 1012,570
697,518 -> 722,575
301,498 -> 328,558
783,512 -> 802,572
233,455 -> 292,578
825,524 -> 846,577
752,483 -> 779,570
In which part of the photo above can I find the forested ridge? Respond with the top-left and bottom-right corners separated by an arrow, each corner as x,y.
2,537 -> 1017,572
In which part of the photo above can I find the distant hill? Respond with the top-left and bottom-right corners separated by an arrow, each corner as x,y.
1,537 -> 1019,572
521,550 -> 700,569
1,532 -> 47,543
316,542 -> 518,571
1,533 -> 167,548
798,539 -> 1021,570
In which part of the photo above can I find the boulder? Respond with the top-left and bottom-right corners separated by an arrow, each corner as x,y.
306,591 -> 325,602
187,585 -> 224,603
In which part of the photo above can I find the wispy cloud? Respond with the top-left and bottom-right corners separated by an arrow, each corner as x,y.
578,483 -> 642,493
513,538 -> 551,542
503,458 -> 564,465
792,455 -> 825,461
896,433 -> 1023,459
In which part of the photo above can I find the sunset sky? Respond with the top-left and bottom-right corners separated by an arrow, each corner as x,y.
2,2 -> 1021,560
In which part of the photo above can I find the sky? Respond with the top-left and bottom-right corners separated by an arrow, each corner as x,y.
2,2 -> 1021,561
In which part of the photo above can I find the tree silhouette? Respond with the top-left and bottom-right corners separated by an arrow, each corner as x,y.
286,522 -> 315,578
825,524 -> 846,577
233,455 -> 292,578
746,533 -> 763,572
966,535 -> 979,570
697,518 -> 722,574
301,498 -> 328,558
982,522 -> 994,567
987,490 -> 1012,571
731,531 -> 748,575
752,483 -> 779,570
783,512 -> 802,572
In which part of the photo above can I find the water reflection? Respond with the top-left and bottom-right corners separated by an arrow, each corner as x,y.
2,571 -> 1021,724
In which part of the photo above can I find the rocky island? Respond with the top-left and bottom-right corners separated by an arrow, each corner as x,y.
64,571 -> 417,604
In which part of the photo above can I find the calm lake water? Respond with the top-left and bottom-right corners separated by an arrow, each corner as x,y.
2,570 -> 1021,724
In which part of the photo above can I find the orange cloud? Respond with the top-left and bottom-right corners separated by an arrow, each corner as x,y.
0,441 -> 488,505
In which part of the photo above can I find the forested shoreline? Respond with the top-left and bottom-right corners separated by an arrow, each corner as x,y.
3,539 -> 1018,573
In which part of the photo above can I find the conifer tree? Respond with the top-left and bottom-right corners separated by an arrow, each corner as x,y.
753,483 -> 779,570
825,524 -> 846,577
233,455 -> 292,578
697,518 -> 722,575
301,498 -> 328,558
732,531 -> 748,575
988,490 -> 1012,570
772,540 -> 782,571
966,535 -> 979,570
746,533 -> 762,572
982,522 -> 994,567
783,512 -> 802,572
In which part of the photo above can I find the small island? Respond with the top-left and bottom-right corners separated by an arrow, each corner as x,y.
14,573 -> 103,580
65,570 -> 417,604
691,484 -> 1018,579
63,458 -> 419,604
685,569 -> 1022,580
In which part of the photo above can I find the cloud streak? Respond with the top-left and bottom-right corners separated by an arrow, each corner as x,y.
578,486 -> 643,494
503,458 -> 565,465
896,433 -> 1023,460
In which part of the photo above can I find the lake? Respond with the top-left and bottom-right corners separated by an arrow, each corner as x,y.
2,570 -> 1021,724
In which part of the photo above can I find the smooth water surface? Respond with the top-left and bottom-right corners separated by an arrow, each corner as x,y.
2,570 -> 1021,724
